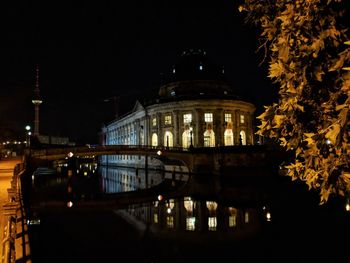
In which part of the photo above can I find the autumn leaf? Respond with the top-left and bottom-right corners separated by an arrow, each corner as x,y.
273,115 -> 285,128
268,61 -> 284,79
325,124 -> 341,144
279,137 -> 287,147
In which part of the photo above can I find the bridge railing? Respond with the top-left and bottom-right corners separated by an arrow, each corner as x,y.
1,162 -> 26,263
29,144 -> 195,157
28,144 -> 270,159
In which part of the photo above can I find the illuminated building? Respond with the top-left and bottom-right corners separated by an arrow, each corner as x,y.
100,49 -> 256,168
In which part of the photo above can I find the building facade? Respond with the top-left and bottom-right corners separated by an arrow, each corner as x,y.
100,50 -> 256,167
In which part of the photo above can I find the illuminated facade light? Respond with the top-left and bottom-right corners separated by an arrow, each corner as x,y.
346,197 -> 350,212
266,212 -> 272,221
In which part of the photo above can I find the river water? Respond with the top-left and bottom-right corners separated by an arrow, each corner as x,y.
22,157 -> 350,263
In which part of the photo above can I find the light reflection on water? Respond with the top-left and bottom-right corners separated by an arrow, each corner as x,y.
99,166 -> 166,193
27,158 -> 350,263
31,159 -> 190,199
26,158 -> 283,263
30,158 -> 270,243
118,196 -> 265,243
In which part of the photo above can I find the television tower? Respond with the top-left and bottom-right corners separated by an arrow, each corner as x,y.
32,64 -> 42,136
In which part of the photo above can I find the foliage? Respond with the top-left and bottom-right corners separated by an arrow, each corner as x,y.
239,0 -> 350,204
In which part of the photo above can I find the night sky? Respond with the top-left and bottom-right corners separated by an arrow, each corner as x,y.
0,1 -> 275,145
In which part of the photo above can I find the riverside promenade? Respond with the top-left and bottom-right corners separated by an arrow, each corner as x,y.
0,156 -> 31,263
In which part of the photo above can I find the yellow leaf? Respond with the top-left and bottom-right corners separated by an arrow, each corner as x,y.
304,133 -> 315,138
268,61 -> 284,79
336,104 -> 347,111
279,137 -> 287,147
295,147 -> 302,157
325,124 -> 341,144
273,115 -> 285,128
304,137 -> 314,146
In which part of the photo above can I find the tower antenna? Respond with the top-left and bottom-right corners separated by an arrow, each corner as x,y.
32,64 -> 43,136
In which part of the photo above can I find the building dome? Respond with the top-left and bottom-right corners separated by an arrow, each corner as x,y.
167,49 -> 225,82
159,49 -> 235,99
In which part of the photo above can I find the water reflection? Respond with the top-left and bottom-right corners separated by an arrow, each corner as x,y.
25,157 -> 350,263
122,195 -> 266,242
29,157 -> 269,242
99,166 -> 165,193
30,157 -> 189,201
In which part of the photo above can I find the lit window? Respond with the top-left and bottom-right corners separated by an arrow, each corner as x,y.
204,130 -> 215,147
204,113 -> 213,123
208,217 -> 217,231
183,113 -> 192,124
244,211 -> 249,223
165,115 -> 172,125
186,217 -> 196,231
225,113 -> 232,123
229,216 -> 236,227
240,114 -> 245,124
152,118 -> 157,126
170,90 -> 176,96
151,133 -> 158,147
166,216 -> 174,229
240,130 -> 246,146
224,129 -> 234,146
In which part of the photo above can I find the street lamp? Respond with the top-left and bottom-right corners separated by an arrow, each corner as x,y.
25,125 -> 31,148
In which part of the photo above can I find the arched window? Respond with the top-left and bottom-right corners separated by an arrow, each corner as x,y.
240,130 -> 246,146
164,131 -> 174,147
182,127 -> 194,148
182,130 -> 191,148
203,130 -> 215,147
224,129 -> 234,146
151,133 -> 158,147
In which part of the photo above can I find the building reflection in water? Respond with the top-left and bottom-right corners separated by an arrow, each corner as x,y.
54,159 -> 268,239
30,156 -> 273,258
124,195 -> 266,241
98,165 -> 188,194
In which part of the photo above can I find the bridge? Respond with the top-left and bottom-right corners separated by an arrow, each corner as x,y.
26,144 -> 287,175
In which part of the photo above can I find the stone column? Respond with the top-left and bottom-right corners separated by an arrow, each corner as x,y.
195,109 -> 203,147
196,201 -> 208,232
235,110 -> 240,145
157,113 -> 163,146
215,108 -> 224,146
173,110 -> 180,147
134,119 -> 140,145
